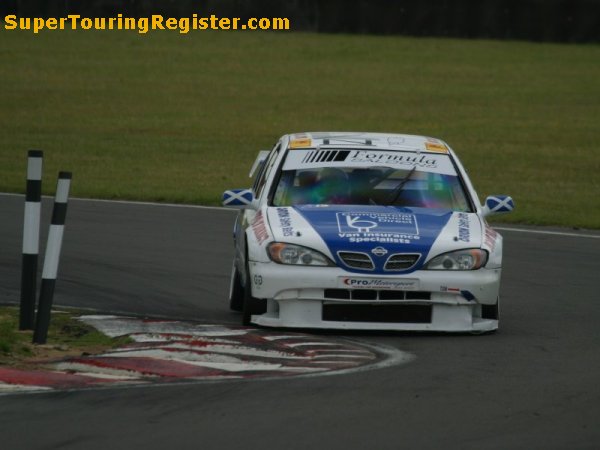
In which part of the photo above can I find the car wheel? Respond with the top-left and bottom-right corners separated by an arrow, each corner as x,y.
228,262 -> 244,312
242,258 -> 266,326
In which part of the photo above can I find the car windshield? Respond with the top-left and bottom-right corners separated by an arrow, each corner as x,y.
272,154 -> 471,211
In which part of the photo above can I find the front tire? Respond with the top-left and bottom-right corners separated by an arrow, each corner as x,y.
242,258 -> 266,325
228,262 -> 244,312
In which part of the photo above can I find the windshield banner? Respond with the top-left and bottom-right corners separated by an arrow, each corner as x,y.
284,149 -> 456,175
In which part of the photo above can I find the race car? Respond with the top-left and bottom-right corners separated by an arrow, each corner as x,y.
222,132 -> 514,332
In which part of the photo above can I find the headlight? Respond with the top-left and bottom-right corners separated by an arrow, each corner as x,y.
425,249 -> 488,270
267,242 -> 334,266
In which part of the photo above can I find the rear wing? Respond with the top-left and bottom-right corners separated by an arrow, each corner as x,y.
249,150 -> 270,177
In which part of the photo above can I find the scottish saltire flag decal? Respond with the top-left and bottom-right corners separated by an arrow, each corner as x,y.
294,205 -> 453,275
222,189 -> 254,206
485,195 -> 514,214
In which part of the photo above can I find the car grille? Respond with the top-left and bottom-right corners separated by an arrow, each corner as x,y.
323,304 -> 432,323
324,289 -> 431,301
384,254 -> 420,271
338,252 -> 374,270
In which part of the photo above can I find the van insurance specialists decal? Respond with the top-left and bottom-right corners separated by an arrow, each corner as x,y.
336,211 -> 419,245
295,205 -> 453,274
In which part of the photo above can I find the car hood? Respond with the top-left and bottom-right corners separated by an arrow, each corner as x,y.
266,205 -> 483,274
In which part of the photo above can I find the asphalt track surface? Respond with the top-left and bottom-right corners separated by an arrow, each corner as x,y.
1,194 -> 599,450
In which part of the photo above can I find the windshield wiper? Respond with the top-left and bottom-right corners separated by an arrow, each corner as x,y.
383,166 -> 417,206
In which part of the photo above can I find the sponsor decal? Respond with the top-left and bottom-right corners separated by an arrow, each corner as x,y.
341,277 -> 419,290
283,149 -> 456,176
371,246 -> 388,257
484,226 -> 498,252
441,286 -> 460,293
251,210 -> 270,245
347,150 -> 439,168
295,205 -> 453,275
276,207 -> 295,237
336,212 -> 420,244
457,212 -> 471,242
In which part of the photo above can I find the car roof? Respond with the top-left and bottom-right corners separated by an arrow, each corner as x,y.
284,132 -> 451,154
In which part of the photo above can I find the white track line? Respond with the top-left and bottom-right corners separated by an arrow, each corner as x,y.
494,227 -> 600,239
2,192 -> 598,238
0,192 -> 233,212
69,197 -> 233,212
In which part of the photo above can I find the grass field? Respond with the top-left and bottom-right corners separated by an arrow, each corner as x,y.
0,30 -> 599,228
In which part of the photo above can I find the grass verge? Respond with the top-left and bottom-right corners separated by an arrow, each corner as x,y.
0,305 -> 130,369
0,30 -> 599,228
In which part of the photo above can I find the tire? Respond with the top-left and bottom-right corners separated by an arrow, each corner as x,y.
228,262 -> 244,312
242,257 -> 266,326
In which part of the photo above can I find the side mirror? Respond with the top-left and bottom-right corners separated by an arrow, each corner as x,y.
222,189 -> 256,209
482,195 -> 515,217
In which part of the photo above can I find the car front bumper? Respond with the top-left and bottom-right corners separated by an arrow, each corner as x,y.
248,261 -> 501,332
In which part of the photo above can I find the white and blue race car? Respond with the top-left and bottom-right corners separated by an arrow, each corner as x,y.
223,132 -> 514,332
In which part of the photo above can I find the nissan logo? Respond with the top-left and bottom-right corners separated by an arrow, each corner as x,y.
371,246 -> 388,257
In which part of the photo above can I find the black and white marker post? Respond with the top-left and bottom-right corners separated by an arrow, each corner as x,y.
33,172 -> 72,345
19,150 -> 43,330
